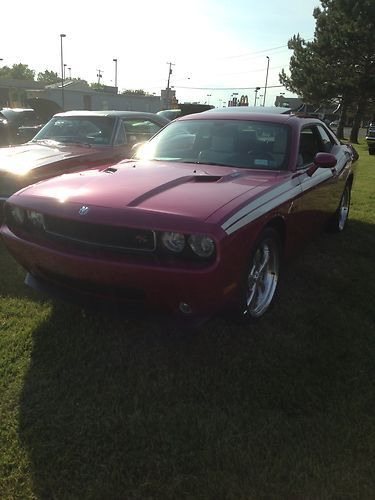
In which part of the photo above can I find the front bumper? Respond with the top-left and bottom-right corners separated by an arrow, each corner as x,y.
1,224 -> 243,319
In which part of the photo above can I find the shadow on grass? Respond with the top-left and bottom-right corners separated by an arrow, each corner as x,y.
16,220 -> 375,498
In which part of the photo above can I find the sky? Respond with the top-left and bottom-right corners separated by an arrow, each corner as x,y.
1,0 -> 320,108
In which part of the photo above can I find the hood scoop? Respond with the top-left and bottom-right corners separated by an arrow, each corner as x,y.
192,175 -> 222,183
104,167 -> 118,174
127,173 -> 222,207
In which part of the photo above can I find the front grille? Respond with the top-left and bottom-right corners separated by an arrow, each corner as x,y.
44,215 -> 156,252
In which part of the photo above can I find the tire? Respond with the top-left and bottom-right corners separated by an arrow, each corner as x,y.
238,227 -> 281,320
330,182 -> 351,232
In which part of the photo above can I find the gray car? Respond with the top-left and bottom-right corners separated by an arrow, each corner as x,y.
0,110 -> 169,216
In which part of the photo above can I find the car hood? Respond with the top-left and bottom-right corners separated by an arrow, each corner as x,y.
0,142 -> 105,176
11,159 -> 285,223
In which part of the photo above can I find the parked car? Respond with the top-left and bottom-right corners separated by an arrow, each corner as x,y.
0,108 -> 44,146
1,112 -> 356,323
157,104 -> 213,121
366,122 -> 375,155
157,109 -> 182,121
0,110 -> 169,216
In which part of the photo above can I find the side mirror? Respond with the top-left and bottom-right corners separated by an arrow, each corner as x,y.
307,152 -> 337,177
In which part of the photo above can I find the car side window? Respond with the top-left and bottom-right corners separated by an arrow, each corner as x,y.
316,125 -> 335,152
114,122 -> 126,145
297,126 -> 325,169
115,119 -> 162,146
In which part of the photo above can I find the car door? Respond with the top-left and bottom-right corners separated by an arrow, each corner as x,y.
292,124 -> 348,237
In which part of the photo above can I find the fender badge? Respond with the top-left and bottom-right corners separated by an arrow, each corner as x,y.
79,206 -> 90,216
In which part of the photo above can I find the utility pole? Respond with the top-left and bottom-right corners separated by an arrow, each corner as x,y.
166,61 -> 175,108
96,69 -> 103,84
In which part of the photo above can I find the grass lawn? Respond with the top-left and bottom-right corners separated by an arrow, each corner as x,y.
1,141 -> 374,499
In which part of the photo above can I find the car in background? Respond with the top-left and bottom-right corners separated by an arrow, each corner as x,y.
0,110 -> 169,216
157,104 -> 213,121
366,122 -> 375,155
157,109 -> 182,121
0,108 -> 44,146
1,112 -> 356,323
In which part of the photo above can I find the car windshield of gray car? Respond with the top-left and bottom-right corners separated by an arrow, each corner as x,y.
31,116 -> 115,146
135,119 -> 290,170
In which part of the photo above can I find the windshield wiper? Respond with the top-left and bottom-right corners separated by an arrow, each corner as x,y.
32,139 -> 60,146
59,139 -> 92,147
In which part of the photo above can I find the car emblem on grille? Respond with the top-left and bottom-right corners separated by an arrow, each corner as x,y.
135,234 -> 148,244
78,206 -> 90,216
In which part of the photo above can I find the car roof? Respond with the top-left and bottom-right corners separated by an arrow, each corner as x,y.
178,111 -> 327,129
204,106 -> 292,114
53,110 -> 164,118
1,107 -> 36,115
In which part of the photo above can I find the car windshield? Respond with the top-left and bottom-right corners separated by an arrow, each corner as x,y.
32,116 -> 115,145
135,119 -> 290,170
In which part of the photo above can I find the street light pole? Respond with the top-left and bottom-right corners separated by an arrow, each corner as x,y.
166,61 -> 175,109
68,67 -> 71,79
60,34 -> 66,110
113,58 -> 118,89
263,56 -> 270,107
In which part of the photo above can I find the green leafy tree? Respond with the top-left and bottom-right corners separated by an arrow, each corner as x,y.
280,0 -> 375,142
90,83 -> 105,90
120,89 -> 148,96
0,65 -> 12,79
37,70 -> 60,85
0,63 -> 35,81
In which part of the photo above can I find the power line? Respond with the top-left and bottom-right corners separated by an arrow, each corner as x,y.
216,37 -> 314,61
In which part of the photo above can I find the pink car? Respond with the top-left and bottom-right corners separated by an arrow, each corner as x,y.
0,112 -> 356,322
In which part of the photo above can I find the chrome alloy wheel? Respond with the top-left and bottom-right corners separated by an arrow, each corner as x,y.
338,185 -> 350,231
245,233 -> 280,318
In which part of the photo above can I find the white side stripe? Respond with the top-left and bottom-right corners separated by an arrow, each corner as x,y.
221,166 -> 336,236
299,168 -> 333,191
222,184 -> 301,235
222,177 -> 301,233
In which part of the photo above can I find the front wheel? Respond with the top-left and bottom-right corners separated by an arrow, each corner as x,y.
240,228 -> 281,320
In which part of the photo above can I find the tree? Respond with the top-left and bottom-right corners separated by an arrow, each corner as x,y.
90,83 -> 105,90
120,89 -> 148,96
37,70 -> 60,85
0,63 -> 35,81
280,0 -> 375,142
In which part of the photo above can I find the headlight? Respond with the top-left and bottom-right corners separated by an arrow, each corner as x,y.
161,232 -> 185,253
188,234 -> 215,258
9,205 -> 26,225
27,210 -> 45,230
